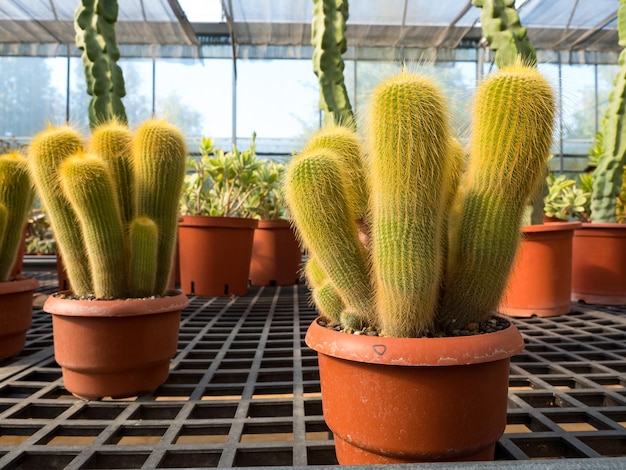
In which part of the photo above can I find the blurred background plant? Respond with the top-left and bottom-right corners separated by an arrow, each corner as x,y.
544,174 -> 591,222
25,208 -> 56,255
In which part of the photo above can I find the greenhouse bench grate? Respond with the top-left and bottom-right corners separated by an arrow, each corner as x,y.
1,271 -> 626,469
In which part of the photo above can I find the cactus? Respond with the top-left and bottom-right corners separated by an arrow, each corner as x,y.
74,0 -> 127,129
0,152 -> 34,281
286,63 -> 555,337
28,118 -> 186,299
285,149 -> 373,329
303,124 -> 369,219
311,0 -> 354,128
473,0 -> 537,68
133,119 -> 187,294
59,153 -> 126,299
28,125 -> 93,295
89,118 -> 134,227
590,0 -> 626,223
367,71 -> 455,337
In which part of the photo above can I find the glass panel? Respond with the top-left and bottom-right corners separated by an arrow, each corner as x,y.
155,58 -> 232,140
236,59 -> 318,145
0,56 -> 66,141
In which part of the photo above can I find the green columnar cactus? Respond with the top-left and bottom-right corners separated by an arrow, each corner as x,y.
29,118 -> 186,299
128,216 -> 158,298
367,71 -> 454,337
303,124 -> 368,219
0,152 -> 34,281
74,0 -> 128,129
304,257 -> 345,322
287,63 -> 555,337
311,0 -> 354,128
590,0 -> 626,223
133,119 -> 187,294
285,149 -> 373,329
59,153 -> 127,299
90,118 -> 134,227
28,126 -> 93,295
473,0 -> 537,68
439,64 -> 555,329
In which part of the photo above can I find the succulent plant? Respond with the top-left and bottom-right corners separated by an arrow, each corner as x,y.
0,152 -> 34,281
285,63 -> 555,337
28,118 -> 186,299
74,0 -> 127,129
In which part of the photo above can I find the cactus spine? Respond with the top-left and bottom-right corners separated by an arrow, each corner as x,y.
473,0 -> 537,67
311,0 -> 354,128
28,126 -> 93,295
0,153 -> 34,281
29,118 -> 186,299
287,63 -> 555,337
74,0 -> 127,129
590,0 -> 626,223
285,150 -> 373,329
439,64 -> 555,329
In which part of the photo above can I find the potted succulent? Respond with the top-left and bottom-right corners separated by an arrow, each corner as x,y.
285,63 -> 555,464
28,118 -> 189,399
499,173 -> 587,317
0,151 -> 39,361
178,135 -> 260,296
571,1 -> 626,305
247,160 -> 302,286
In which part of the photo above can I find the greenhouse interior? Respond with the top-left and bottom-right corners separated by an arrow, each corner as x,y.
2,0 -> 626,469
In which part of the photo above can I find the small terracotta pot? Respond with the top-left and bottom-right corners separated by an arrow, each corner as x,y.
572,223 -> 626,305
305,318 -> 524,464
178,215 -> 258,296
0,277 -> 39,361
44,290 -> 188,400
249,219 -> 302,286
500,222 -> 581,317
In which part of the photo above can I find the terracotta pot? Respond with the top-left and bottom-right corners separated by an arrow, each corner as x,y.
499,222 -> 581,317
305,318 -> 524,464
9,226 -> 28,279
249,219 -> 302,286
44,290 -> 188,400
178,215 -> 258,296
0,277 -> 39,361
572,222 -> 626,304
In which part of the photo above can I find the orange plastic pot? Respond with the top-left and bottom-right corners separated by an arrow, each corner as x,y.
0,277 -> 39,361
249,219 -> 302,286
572,223 -> 626,304
178,215 -> 258,296
44,290 -> 188,400
305,317 -> 524,464
499,222 -> 581,317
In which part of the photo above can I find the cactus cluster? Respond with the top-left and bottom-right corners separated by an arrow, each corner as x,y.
28,118 -> 186,299
74,0 -> 128,129
0,152 -> 34,282
285,63 -> 555,337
